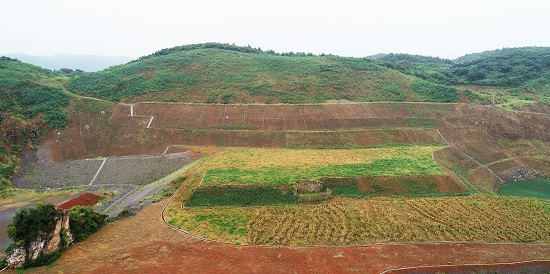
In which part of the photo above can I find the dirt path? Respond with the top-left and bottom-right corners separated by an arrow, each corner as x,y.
11,201 -> 550,274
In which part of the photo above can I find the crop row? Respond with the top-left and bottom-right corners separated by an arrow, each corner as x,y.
186,186 -> 297,207
166,195 -> 550,245
185,175 -> 466,207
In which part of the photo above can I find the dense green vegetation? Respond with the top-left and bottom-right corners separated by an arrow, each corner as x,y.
497,178 -> 550,199
452,47 -> 550,87
69,206 -> 108,242
368,53 -> 455,85
186,186 -> 297,207
372,47 -> 550,91
0,57 -> 70,188
68,43 -> 458,103
7,203 -> 60,248
371,47 -> 550,105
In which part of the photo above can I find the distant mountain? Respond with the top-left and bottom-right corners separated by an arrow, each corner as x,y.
1,53 -> 132,72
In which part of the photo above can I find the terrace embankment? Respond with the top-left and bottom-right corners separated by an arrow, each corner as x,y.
43,100 -> 549,193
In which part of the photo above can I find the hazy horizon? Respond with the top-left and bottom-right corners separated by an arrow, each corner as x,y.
2,0 -> 550,59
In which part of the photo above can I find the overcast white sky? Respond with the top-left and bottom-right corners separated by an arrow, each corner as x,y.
2,0 -> 550,59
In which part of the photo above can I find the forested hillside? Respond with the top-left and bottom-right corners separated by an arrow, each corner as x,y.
69,43 -> 459,104
371,47 -> 550,91
0,57 -> 69,188
452,47 -> 550,88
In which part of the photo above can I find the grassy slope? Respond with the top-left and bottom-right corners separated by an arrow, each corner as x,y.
68,44 -> 459,104
0,57 -> 70,188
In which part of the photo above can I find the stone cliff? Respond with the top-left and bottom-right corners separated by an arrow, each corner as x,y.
5,209 -> 73,268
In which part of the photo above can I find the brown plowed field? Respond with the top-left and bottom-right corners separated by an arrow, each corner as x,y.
13,201 -> 550,274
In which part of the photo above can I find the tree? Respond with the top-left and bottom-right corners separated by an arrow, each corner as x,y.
7,204 -> 60,247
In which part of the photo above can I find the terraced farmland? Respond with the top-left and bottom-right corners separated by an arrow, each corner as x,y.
180,146 -> 470,209
166,195 -> 550,245
37,99 -> 550,247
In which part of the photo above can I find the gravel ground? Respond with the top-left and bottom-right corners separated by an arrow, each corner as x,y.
93,152 -> 193,186
15,146 -> 103,189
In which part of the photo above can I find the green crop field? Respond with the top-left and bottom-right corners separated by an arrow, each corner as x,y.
199,147 -> 445,187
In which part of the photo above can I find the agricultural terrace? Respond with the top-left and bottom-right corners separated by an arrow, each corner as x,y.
200,146 -> 446,187
165,195 -> 550,245
182,146 -> 468,207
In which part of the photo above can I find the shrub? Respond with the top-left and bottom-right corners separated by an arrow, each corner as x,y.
69,206 -> 107,242
410,79 -> 458,102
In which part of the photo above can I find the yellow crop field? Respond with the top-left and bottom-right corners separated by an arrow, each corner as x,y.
165,195 -> 550,246
203,146 -> 443,170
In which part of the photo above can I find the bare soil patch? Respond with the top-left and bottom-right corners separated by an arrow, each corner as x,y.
57,192 -> 102,210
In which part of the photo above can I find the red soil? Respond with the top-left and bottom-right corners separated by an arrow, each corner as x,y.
57,192 -> 101,210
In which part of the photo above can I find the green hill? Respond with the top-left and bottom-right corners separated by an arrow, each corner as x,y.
451,47 -> 550,88
0,57 -> 69,188
372,47 -> 550,91
69,43 -> 459,104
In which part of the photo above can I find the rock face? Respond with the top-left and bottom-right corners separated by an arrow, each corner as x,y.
5,210 -> 73,268
504,168 -> 542,182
